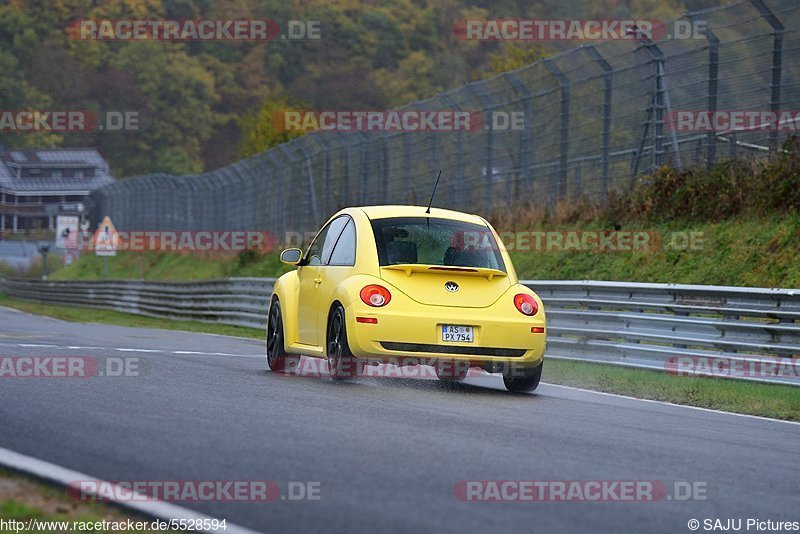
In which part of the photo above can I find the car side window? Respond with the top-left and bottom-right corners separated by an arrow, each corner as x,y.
306,216 -> 348,266
328,218 -> 356,266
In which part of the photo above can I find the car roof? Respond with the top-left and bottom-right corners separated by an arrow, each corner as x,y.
350,205 -> 489,226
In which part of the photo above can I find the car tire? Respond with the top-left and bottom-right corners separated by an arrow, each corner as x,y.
266,299 -> 299,372
327,305 -> 361,379
502,361 -> 543,393
435,360 -> 469,382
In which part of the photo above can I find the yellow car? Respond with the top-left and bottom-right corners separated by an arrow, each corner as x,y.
266,205 -> 546,392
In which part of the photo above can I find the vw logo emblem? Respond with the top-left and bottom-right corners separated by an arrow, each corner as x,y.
444,281 -> 459,293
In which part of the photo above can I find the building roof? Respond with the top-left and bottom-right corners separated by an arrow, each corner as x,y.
0,148 -> 114,195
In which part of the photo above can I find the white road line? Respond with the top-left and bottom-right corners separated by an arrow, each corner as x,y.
0,341 -> 262,358
0,446 -> 263,534
542,382 -> 800,427
171,350 -> 260,358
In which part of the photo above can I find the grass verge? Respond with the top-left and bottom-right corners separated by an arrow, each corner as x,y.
543,359 -> 800,422
0,468 -> 177,533
0,294 -> 262,339
0,295 -> 797,421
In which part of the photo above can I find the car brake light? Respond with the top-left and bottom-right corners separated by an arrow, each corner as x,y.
514,293 -> 538,316
360,285 -> 392,307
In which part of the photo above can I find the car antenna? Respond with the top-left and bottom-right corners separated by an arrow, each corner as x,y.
425,169 -> 443,214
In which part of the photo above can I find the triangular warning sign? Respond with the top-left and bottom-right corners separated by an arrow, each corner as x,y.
93,216 -> 118,257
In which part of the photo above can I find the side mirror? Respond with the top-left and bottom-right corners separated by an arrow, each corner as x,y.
280,248 -> 303,265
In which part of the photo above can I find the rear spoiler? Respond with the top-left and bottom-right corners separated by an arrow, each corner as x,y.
382,264 -> 508,281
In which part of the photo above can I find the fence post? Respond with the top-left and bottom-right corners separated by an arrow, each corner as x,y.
465,83 -> 495,211
543,59 -> 569,200
441,94 -> 465,209
584,46 -> 613,204
276,145 -> 300,232
381,132 -> 389,204
639,41 -> 666,169
403,133 -> 412,204
502,72 -> 533,201
294,142 -> 318,219
342,138 -> 351,205
428,128 -> 438,202
751,0 -> 784,151
311,134 -> 332,217
703,23 -> 720,168
360,134 -> 370,205
264,152 -> 282,237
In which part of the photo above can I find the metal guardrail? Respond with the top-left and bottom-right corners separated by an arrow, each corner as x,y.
0,277 -> 274,331
1,277 -> 798,385
533,281 -> 800,386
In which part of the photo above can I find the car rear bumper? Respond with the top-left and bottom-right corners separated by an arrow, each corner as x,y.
343,300 -> 546,366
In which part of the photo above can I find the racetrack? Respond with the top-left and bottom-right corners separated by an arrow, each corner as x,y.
0,306 -> 797,534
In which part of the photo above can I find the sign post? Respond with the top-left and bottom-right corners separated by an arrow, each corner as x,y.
93,216 -> 118,278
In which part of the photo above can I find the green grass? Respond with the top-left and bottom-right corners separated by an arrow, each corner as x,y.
0,294 -> 797,421
0,468 -> 177,533
49,215 -> 800,289
50,250 -> 295,282
508,214 -> 800,287
543,359 -> 800,422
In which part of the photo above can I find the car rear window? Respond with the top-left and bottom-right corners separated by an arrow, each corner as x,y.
370,216 -> 506,271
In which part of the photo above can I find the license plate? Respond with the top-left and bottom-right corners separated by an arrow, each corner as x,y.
442,325 -> 474,343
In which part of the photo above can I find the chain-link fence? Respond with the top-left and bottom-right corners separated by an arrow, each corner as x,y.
88,0 -> 800,238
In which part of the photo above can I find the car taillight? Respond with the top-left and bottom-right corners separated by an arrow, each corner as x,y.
514,293 -> 538,316
360,285 -> 392,307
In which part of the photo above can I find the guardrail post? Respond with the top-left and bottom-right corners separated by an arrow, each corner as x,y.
543,59 -> 569,200
751,0 -> 784,152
